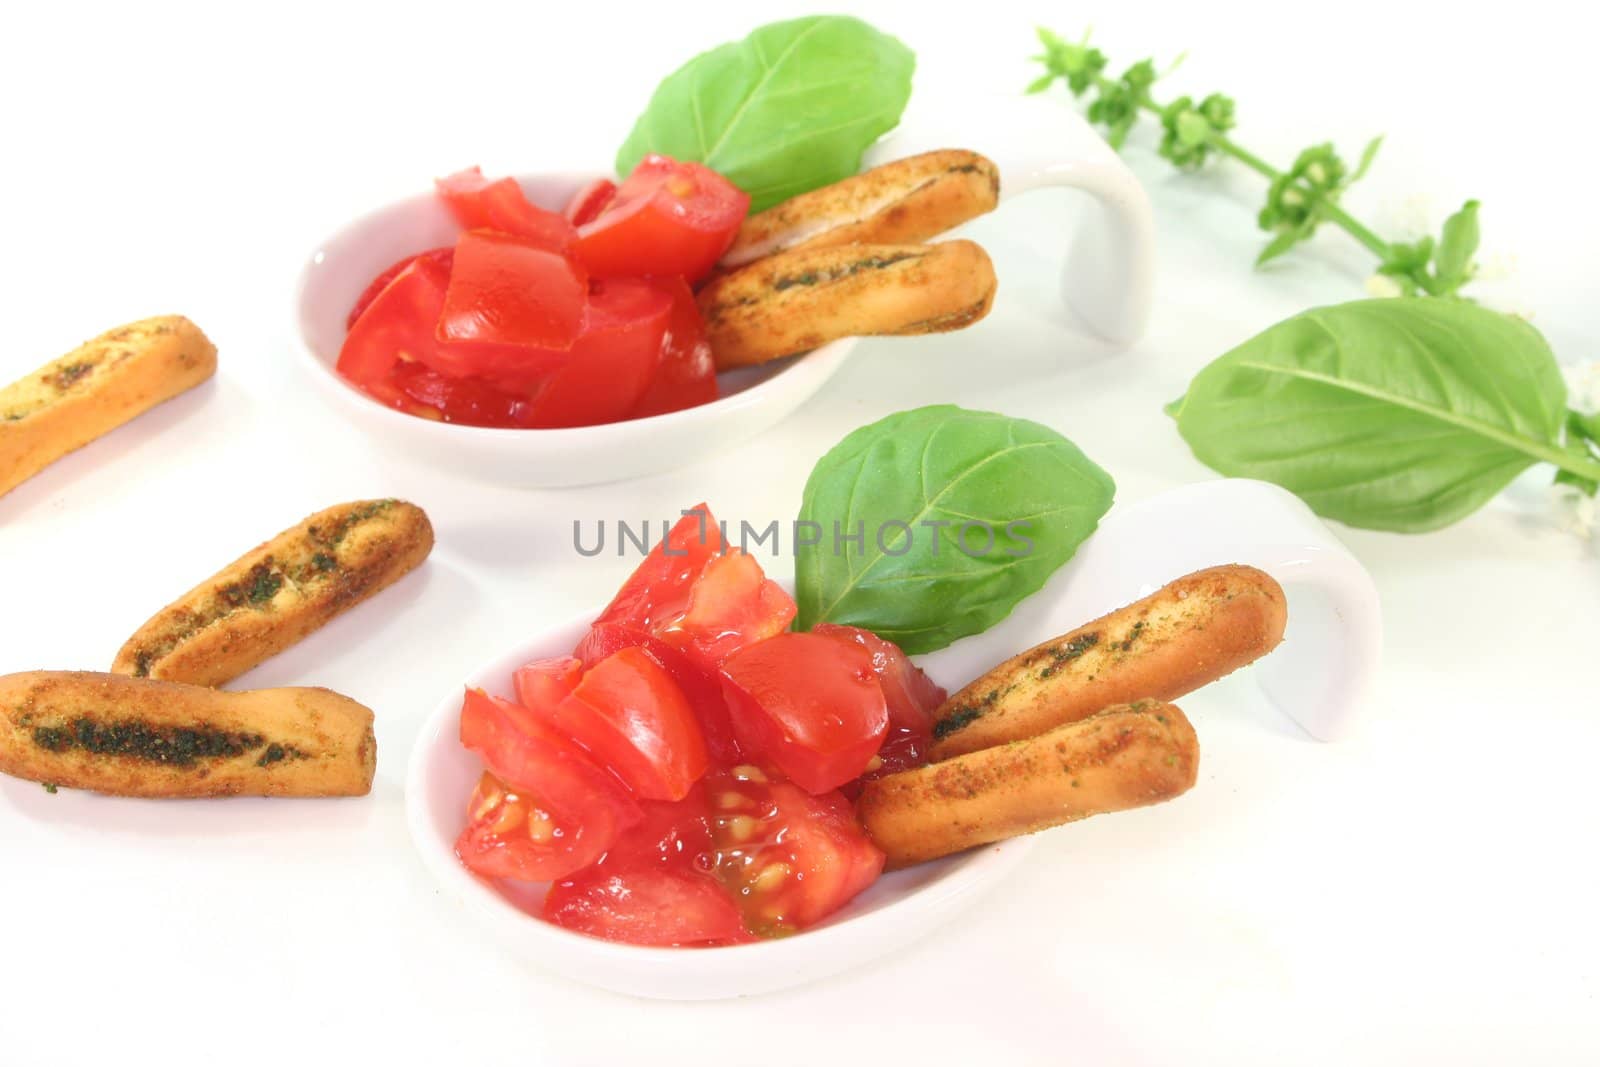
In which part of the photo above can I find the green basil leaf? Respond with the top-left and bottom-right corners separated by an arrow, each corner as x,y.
795,406 -> 1115,653
1432,199 -> 1481,291
615,16 -> 915,213
1350,135 -> 1385,184
1168,299 -> 1572,531
1256,224 -> 1310,266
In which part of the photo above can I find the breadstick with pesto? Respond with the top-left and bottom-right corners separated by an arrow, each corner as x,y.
857,700 -> 1198,868
929,565 -> 1286,760
0,671 -> 375,798
113,499 -> 433,687
1,315 -> 216,498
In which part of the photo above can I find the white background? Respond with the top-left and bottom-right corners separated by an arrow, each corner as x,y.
2,1 -> 1596,1064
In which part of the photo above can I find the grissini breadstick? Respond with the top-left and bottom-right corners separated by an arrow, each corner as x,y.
0,671 -> 375,798
0,315 -> 216,498
858,699 -> 1198,869
930,565 -> 1286,760
112,499 -> 434,687
720,150 -> 1000,269
697,240 -> 996,369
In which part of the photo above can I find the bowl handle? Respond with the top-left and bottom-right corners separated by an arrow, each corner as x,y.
865,91 -> 1156,346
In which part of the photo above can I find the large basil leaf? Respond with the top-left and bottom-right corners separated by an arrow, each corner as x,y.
796,406 -> 1115,653
616,16 -> 915,213
1168,298 -> 1572,532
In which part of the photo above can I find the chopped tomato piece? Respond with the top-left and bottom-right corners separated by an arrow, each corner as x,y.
574,622 -> 740,764
657,550 -> 796,669
390,362 -> 535,427
574,155 -> 749,283
703,769 -> 884,934
595,504 -> 724,632
439,229 -> 588,351
552,647 -> 708,802
514,656 -> 583,711
436,167 -> 576,253
455,772 -> 606,882
563,179 -> 617,227
815,624 -> 947,777
336,252 -> 554,415
346,247 -> 453,331
336,253 -> 455,392
544,785 -> 750,946
458,688 -> 640,839
720,632 -> 889,794
518,278 -> 673,427
631,277 -> 719,418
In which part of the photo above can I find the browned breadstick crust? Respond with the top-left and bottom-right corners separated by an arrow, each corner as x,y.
858,700 -> 1198,869
720,150 -> 1001,269
0,671 -> 375,798
697,240 -> 996,369
0,315 -> 216,498
112,500 -> 433,687
930,565 -> 1286,761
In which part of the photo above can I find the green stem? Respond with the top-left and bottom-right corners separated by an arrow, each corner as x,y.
1108,83 -> 1396,261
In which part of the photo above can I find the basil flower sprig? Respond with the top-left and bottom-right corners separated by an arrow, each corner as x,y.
1028,28 -> 1479,298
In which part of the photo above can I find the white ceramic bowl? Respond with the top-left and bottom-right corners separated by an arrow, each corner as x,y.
405,479 -> 1381,999
292,94 -> 1157,489
291,171 -> 857,489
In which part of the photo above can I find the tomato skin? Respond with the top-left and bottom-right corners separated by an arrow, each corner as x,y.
514,657 -> 583,711
436,167 -> 576,253
518,278 -> 673,427
595,504 -> 725,632
336,253 -> 552,421
455,772 -> 606,883
457,688 -> 641,837
574,622 -> 741,764
439,229 -> 588,352
544,784 -> 751,946
336,254 -> 454,390
555,647 -> 709,802
815,624 -> 947,778
631,277 -> 718,418
346,247 -> 453,331
657,550 -> 796,669
574,155 -> 750,283
719,632 -> 890,794
390,362 -> 535,427
563,179 -> 617,227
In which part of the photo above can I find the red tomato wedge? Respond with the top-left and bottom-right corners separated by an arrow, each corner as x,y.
554,647 -> 708,801
514,656 -> 583,711
720,632 -> 890,794
703,770 -> 884,934
544,858 -> 748,947
439,230 -> 588,352
346,247 -> 453,331
563,179 -> 617,227
337,252 -> 553,420
390,363 -> 534,427
436,167 -> 576,253
815,624 -> 947,778
595,504 -> 724,632
657,550 -> 796,669
544,785 -> 751,946
455,772 -> 607,882
574,155 -> 749,283
336,253 -> 455,394
518,279 -> 672,427
631,277 -> 719,418
574,622 -> 740,764
458,687 -> 641,838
